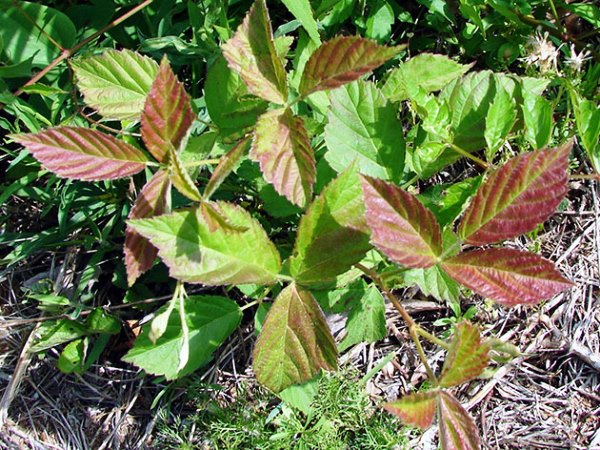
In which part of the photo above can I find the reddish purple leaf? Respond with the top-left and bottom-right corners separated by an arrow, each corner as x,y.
437,391 -> 480,450
459,142 -> 571,245
124,170 -> 172,286
204,137 -> 250,200
441,248 -> 573,306
299,36 -> 403,96
251,108 -> 315,208
11,127 -> 147,180
383,391 -> 437,429
141,56 -> 195,162
361,175 -> 442,268
439,322 -> 490,388
221,0 -> 288,104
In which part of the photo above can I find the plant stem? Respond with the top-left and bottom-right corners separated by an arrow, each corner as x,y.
449,143 -> 491,170
417,327 -> 450,350
547,0 -> 564,35
183,158 -> 221,168
241,300 -> 260,311
355,263 -> 438,384
570,173 -> 600,181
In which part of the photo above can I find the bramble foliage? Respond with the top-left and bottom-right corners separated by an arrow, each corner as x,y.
3,0 -> 599,448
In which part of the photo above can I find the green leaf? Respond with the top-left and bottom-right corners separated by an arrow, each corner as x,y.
281,0 -> 321,44
484,85 -> 516,159
437,391 -> 480,450
290,166 -> 371,285
339,284 -> 386,351
125,170 -> 172,286
86,309 -> 121,335
253,284 -> 338,392
278,376 -> 320,414
141,56 -> 195,163
30,319 -> 88,353
221,0 -> 288,104
204,55 -> 267,135
564,3 -> 600,28
299,36 -> 403,96
365,0 -> 395,42
251,108 -> 316,208
123,296 -> 242,380
573,99 -> 600,171
459,142 -> 571,245
11,127 -> 148,180
57,339 -> 86,374
522,94 -> 553,150
204,137 -> 250,200
441,248 -> 573,306
404,265 -> 459,304
383,54 -> 472,102
128,203 -> 281,285
167,146 -> 202,202
0,0 -> 76,67
361,175 -> 443,268
439,322 -> 490,388
324,80 -> 405,182
148,296 -> 177,344
71,49 -> 160,121
418,177 -> 482,228
383,391 -> 437,429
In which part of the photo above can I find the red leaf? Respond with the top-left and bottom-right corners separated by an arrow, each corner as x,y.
221,0 -> 288,104
11,127 -> 147,180
124,170 -> 171,286
204,137 -> 250,200
383,391 -> 437,429
441,248 -> 572,306
251,108 -> 315,208
299,36 -> 403,96
459,142 -> 571,245
141,56 -> 195,162
437,391 -> 480,450
361,175 -> 442,268
439,322 -> 490,388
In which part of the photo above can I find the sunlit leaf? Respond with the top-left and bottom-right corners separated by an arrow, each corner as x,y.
361,175 -> 442,268
339,284 -> 386,351
251,108 -> 315,207
459,142 -> 571,245
253,284 -> 337,392
281,0 -> 320,44
71,49 -> 159,121
124,170 -> 172,286
439,322 -> 490,388
441,248 -> 572,306
167,146 -> 202,202
299,36 -> 403,96
484,85 -> 516,159
128,203 -> 281,285
573,98 -> 600,171
404,265 -> 460,304
11,127 -> 147,180
221,0 -> 288,104
437,391 -> 480,450
290,166 -> 371,285
141,56 -> 195,162
204,137 -> 250,200
383,391 -> 437,429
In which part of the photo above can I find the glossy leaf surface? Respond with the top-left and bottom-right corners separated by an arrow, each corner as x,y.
251,108 -> 315,207
439,322 -> 490,388
441,248 -> 572,306
141,56 -> 195,162
459,143 -> 571,245
71,49 -> 159,121
124,171 -> 171,286
221,0 -> 288,104
128,203 -> 281,285
383,391 -> 437,429
299,36 -> 403,96
253,284 -> 337,392
437,391 -> 480,450
290,166 -> 371,285
12,127 -> 147,180
361,175 -> 442,268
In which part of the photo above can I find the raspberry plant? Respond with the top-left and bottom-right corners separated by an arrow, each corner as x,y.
8,0 -> 596,448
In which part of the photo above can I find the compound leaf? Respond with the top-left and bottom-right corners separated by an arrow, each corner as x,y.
361,175 -> 442,268
128,202 -> 281,285
439,322 -> 490,388
437,391 -> 480,450
123,296 -> 241,380
383,391 -> 437,429
221,0 -> 288,104
11,127 -> 147,180
124,170 -> 172,286
459,142 -> 571,245
251,108 -> 315,208
299,36 -> 403,96
253,284 -> 338,392
141,56 -> 195,162
324,80 -> 405,182
71,49 -> 159,121
290,166 -> 371,285
441,248 -> 573,306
